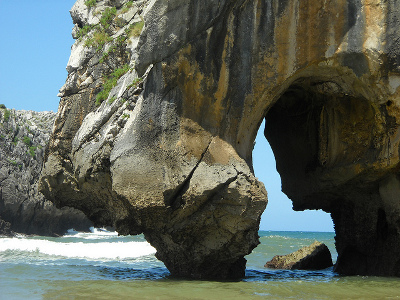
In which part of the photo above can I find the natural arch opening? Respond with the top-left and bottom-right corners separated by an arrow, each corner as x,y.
263,80 -> 338,212
253,119 -> 334,233
250,76 -> 400,276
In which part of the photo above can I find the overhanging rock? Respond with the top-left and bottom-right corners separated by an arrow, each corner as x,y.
40,0 -> 400,278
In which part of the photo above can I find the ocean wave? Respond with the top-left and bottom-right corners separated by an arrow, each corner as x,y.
63,227 -> 119,239
0,238 -> 156,260
263,235 -> 292,240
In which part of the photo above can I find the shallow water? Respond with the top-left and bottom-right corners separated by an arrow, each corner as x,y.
1,229 -> 400,299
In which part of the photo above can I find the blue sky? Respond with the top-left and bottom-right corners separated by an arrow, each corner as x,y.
0,1 -> 334,232
0,1 -> 75,112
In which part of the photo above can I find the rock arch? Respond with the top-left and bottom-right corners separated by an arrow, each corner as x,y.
40,0 -> 400,279
264,72 -> 400,276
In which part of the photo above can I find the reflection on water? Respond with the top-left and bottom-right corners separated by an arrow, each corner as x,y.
245,268 -> 336,282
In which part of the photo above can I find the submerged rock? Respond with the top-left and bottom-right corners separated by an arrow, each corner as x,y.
265,241 -> 333,270
0,108 -> 92,236
41,0 -> 400,278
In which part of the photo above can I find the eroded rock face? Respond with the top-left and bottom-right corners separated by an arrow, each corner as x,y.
41,0 -> 400,278
0,108 -> 92,236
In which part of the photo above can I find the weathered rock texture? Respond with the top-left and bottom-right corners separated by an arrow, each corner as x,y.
265,241 -> 333,270
0,108 -> 92,236
41,0 -> 400,278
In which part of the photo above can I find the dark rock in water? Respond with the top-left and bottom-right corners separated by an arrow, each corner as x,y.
265,241 -> 333,270
0,218 -> 12,236
40,0 -> 400,278
0,108 -> 92,236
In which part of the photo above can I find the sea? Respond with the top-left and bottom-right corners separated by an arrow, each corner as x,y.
1,229 -> 400,300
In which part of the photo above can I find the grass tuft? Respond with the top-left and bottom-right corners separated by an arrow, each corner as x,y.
128,21 -> 144,38
85,31 -> 112,51
3,109 -> 10,122
84,0 -> 97,8
100,7 -> 117,30
96,64 -> 130,105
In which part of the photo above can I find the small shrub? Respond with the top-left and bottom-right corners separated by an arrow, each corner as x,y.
100,7 -> 117,30
13,136 -> 18,145
28,146 -> 37,158
77,24 -> 95,40
23,136 -> 31,146
85,31 -> 112,51
115,17 -> 126,28
98,35 -> 126,63
121,1 -> 133,14
117,34 -> 128,44
122,113 -> 130,119
3,109 -> 10,122
84,0 -> 97,8
99,51 -> 110,63
96,64 -> 130,105
8,159 -> 17,166
0,104 -> 6,109
108,96 -> 117,104
128,21 -> 144,38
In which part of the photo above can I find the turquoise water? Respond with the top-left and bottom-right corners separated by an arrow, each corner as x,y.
1,229 -> 400,299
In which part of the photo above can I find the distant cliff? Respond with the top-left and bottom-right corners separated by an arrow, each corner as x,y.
0,107 -> 92,236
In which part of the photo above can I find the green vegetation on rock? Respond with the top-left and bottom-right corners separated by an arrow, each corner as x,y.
121,1 -> 134,14
108,96 -> 117,104
127,77 -> 144,90
128,21 -> 144,38
28,146 -> 37,159
77,25 -> 95,40
85,31 -> 112,51
96,64 -> 130,105
9,159 -> 17,165
100,7 -> 117,30
84,0 -> 97,8
83,7 -> 119,52
23,136 -> 32,146
3,109 -> 10,122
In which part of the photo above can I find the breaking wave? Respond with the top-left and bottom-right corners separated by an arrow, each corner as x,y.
0,228 -> 156,261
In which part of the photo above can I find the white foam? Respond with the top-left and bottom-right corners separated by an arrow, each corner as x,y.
64,227 -> 119,239
0,238 -> 156,260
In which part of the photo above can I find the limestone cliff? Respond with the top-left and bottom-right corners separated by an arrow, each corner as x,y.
41,0 -> 400,278
0,108 -> 91,236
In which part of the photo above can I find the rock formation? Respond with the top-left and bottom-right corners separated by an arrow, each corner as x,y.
265,241 -> 333,270
40,0 -> 400,278
0,108 -> 92,236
